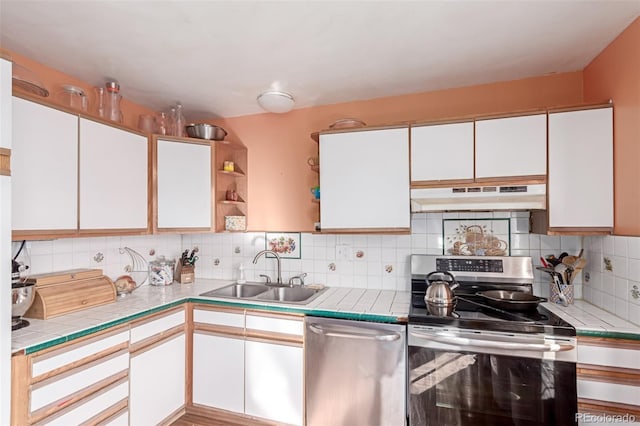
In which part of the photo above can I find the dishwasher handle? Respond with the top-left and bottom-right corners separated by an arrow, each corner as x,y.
308,323 -> 401,341
410,330 -> 574,353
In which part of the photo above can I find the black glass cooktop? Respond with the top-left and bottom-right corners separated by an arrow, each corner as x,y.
409,279 -> 575,337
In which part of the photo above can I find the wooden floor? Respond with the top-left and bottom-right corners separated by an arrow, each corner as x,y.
170,412 -> 276,426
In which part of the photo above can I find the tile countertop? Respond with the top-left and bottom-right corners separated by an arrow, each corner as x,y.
543,300 -> 640,340
11,279 -> 411,355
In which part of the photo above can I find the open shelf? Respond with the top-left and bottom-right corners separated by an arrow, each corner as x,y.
217,169 -> 246,177
215,142 -> 248,232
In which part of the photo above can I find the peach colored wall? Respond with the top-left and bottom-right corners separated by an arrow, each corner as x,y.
4,49 -> 156,129
584,17 -> 640,237
218,72 -> 584,232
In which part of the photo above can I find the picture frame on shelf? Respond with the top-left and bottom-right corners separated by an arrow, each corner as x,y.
265,232 -> 301,259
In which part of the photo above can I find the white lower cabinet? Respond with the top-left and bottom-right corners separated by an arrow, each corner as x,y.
244,340 -> 303,425
576,337 -> 640,423
191,306 -> 304,424
129,332 -> 186,425
192,332 -> 244,412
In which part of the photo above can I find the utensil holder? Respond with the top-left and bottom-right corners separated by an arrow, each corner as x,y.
549,281 -> 574,305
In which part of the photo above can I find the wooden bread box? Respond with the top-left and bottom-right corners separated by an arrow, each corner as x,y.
24,268 -> 117,319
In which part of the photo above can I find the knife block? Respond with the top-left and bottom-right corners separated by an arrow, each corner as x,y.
175,261 -> 195,284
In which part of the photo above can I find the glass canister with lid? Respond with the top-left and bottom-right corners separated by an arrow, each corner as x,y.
148,256 -> 175,286
105,81 -> 123,123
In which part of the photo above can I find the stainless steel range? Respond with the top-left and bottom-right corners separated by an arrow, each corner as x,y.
408,255 -> 577,426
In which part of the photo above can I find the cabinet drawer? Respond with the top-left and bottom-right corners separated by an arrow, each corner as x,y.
31,329 -> 129,379
99,408 -> 128,426
578,345 -> 640,370
30,351 -> 129,413
194,307 -> 244,328
246,313 -> 303,336
130,309 -> 185,344
34,380 -> 128,426
577,379 -> 640,407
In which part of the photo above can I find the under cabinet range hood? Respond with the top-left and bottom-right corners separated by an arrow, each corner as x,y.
410,184 -> 546,212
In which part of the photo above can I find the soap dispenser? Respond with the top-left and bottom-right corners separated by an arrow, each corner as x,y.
237,264 -> 246,284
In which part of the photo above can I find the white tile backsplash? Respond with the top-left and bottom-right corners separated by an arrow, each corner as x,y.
28,213 -> 640,324
582,235 -> 640,326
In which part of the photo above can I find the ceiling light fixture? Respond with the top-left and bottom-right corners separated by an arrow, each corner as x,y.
257,90 -> 295,114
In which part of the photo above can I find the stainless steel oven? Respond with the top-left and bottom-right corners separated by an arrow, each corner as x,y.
408,255 -> 577,426
408,325 -> 576,425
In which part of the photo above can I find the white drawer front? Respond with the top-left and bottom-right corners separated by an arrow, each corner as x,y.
194,308 -> 244,328
31,352 -> 129,413
577,379 -> 640,407
37,381 -> 128,426
102,409 -> 128,426
32,330 -> 129,378
246,314 -> 303,336
578,345 -> 640,370
130,310 -> 185,344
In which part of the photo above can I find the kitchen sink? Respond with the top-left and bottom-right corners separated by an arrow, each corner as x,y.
199,282 -> 327,305
255,286 -> 320,303
199,282 -> 270,298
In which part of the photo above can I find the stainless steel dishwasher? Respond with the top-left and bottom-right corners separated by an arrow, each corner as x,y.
305,316 -> 407,426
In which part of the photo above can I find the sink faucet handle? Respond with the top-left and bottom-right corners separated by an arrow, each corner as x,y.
259,274 -> 272,284
288,272 -> 308,286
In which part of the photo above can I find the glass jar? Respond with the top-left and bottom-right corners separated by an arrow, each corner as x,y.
154,112 -> 168,135
56,85 -> 87,112
105,81 -> 123,123
148,256 -> 175,286
94,87 -> 106,118
174,103 -> 186,137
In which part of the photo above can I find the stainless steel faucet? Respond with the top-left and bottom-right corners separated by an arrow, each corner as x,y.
252,250 -> 282,285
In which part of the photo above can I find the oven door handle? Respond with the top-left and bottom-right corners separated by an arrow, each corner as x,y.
309,323 -> 401,341
410,331 -> 574,352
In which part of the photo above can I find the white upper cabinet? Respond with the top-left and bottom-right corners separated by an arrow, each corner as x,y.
156,138 -> 212,229
12,97 -> 78,231
475,113 -> 547,179
320,127 -> 410,231
548,107 -> 613,229
411,121 -> 474,183
79,118 -> 148,230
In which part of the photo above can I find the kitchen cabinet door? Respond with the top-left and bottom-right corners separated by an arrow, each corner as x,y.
79,118 -> 148,230
192,332 -> 244,412
411,121 -> 474,183
320,127 -> 410,232
156,138 -> 212,230
475,113 -> 547,179
12,97 -> 78,231
129,333 -> 185,425
548,107 -> 613,230
245,340 -> 303,425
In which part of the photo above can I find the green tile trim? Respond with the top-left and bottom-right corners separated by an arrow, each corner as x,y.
25,300 -> 186,354
24,297 -> 405,354
577,329 -> 640,341
187,298 -> 404,323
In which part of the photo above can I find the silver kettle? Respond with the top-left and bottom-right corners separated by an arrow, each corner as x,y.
424,271 -> 459,317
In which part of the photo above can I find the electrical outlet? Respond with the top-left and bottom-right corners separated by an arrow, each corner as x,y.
336,244 -> 352,260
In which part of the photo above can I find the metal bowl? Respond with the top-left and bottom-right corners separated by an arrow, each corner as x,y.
185,123 -> 227,141
11,283 -> 35,318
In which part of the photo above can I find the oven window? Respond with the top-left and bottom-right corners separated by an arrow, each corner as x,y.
408,347 -> 577,426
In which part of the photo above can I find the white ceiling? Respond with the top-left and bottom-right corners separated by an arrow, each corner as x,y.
1,1 -> 639,119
